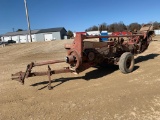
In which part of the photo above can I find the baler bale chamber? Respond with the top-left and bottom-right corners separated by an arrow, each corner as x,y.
12,24 -> 154,89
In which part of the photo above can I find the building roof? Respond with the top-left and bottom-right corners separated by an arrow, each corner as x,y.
1,27 -> 66,37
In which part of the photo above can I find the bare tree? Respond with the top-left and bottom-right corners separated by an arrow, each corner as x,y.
99,23 -> 108,32
108,23 -> 116,32
85,21 -> 159,32
153,21 -> 160,29
85,25 -> 98,31
117,22 -> 127,32
107,22 -> 127,32
128,23 -> 141,32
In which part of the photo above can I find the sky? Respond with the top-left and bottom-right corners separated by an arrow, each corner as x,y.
0,0 -> 160,34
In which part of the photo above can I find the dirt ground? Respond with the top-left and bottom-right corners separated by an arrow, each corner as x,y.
0,36 -> 160,120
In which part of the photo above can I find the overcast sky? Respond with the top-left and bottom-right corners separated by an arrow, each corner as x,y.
0,0 -> 159,34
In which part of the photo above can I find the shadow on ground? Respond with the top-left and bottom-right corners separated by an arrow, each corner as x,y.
31,65 -> 139,90
30,53 -> 159,90
135,53 -> 159,64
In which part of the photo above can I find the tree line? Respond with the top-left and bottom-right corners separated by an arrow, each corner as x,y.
67,21 -> 160,38
85,21 -> 160,32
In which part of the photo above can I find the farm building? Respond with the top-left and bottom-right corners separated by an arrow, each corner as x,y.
154,30 -> 160,35
87,31 -> 100,36
73,31 -> 112,37
0,27 -> 67,43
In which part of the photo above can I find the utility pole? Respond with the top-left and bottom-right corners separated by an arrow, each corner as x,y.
24,0 -> 32,42
98,24 -> 100,35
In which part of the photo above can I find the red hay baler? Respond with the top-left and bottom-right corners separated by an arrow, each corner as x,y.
12,24 -> 154,89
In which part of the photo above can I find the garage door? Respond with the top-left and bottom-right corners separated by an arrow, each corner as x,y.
12,36 -> 18,43
44,34 -> 52,41
4,37 -> 10,42
20,35 -> 27,43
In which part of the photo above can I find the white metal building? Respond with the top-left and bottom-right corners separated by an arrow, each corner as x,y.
154,30 -> 160,35
87,31 -> 100,36
1,27 -> 67,43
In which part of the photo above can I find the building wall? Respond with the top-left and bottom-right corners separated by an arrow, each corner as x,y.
1,31 -> 66,43
52,32 -> 61,40
3,36 -> 11,42
19,35 -> 27,43
60,28 -> 67,39
11,36 -> 19,43
87,31 -> 101,36
44,33 -> 53,41
154,30 -> 160,35
43,32 -> 61,41
27,34 -> 36,42
35,33 -> 44,42
1,37 -> 4,41
64,36 -> 68,39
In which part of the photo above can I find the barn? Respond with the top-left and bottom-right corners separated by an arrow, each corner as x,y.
1,27 -> 67,43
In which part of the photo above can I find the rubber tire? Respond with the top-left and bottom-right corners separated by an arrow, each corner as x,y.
119,52 -> 134,74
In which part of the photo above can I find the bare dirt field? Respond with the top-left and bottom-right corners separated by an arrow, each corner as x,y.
0,36 -> 160,120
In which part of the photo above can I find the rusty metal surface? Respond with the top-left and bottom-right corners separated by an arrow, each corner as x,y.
12,66 -> 72,87
34,60 -> 65,66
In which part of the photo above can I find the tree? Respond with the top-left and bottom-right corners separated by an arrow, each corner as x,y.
99,23 -> 108,32
85,25 -> 98,31
108,23 -> 116,32
85,21 -> 160,33
16,29 -> 23,32
107,22 -> 127,32
67,30 -> 73,38
128,23 -> 141,32
117,22 -> 127,32
153,21 -> 160,29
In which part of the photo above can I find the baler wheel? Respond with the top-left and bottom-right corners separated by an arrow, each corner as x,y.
119,52 -> 134,74
68,50 -> 82,69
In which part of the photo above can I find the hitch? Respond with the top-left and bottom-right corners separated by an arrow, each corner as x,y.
11,60 -> 73,89
12,62 -> 34,84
